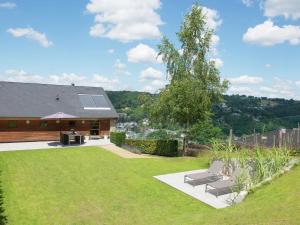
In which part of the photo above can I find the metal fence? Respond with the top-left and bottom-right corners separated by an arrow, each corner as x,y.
236,128 -> 300,149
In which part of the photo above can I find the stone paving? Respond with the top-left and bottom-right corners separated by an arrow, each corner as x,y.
101,144 -> 153,158
0,140 -> 153,159
0,139 -> 110,152
154,169 -> 247,209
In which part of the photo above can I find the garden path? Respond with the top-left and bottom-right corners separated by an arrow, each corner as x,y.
101,144 -> 154,158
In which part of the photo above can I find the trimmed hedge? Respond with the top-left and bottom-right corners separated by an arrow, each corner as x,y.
124,139 -> 178,156
110,132 -> 126,147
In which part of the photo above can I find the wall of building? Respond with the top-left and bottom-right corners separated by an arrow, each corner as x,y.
110,119 -> 117,132
0,118 -> 112,143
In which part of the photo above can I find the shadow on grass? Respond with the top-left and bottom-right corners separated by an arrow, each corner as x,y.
0,173 -> 7,225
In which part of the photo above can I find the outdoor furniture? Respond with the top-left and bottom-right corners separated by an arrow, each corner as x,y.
205,169 -> 241,197
184,160 -> 223,186
42,112 -> 84,146
60,131 -> 85,145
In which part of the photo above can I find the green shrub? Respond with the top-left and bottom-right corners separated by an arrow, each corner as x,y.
124,139 -> 178,156
188,120 -> 224,145
110,132 -> 126,147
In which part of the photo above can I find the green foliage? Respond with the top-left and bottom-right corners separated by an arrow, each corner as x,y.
106,91 -> 155,122
151,3 -> 228,129
146,129 -> 171,140
210,143 -> 292,188
110,132 -> 126,147
107,90 -> 300,137
106,91 -> 153,109
124,139 -> 178,156
214,95 -> 300,136
0,171 -> 7,225
188,120 -> 224,144
250,147 -> 291,184
151,79 -> 218,126
210,139 -> 238,154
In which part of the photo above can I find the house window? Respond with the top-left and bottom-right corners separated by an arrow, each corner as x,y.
8,121 -> 17,128
69,121 -> 76,128
78,94 -> 111,110
40,121 -> 48,128
90,120 -> 99,135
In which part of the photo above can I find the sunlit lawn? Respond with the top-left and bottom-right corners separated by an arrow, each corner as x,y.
0,147 -> 299,225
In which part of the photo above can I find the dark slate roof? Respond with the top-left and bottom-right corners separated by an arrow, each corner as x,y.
0,81 -> 118,119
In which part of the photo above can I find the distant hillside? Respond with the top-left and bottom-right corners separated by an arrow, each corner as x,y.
213,95 -> 300,136
107,91 -> 300,136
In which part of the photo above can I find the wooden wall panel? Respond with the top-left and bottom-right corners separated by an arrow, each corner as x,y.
0,120 -> 91,132
0,119 -> 112,142
0,131 -> 90,143
100,120 -> 110,136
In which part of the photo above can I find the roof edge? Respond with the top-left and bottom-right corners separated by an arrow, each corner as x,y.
0,81 -> 105,90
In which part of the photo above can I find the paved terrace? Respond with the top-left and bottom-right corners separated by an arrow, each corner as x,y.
0,140 -> 152,159
0,139 -> 111,152
155,170 -> 248,209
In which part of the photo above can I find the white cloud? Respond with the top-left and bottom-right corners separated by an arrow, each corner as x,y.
114,59 -> 130,75
264,0 -> 300,20
114,59 -> 126,70
3,70 -> 87,86
139,67 -> 167,93
228,75 -> 263,84
243,20 -> 300,46
227,76 -> 300,99
242,0 -> 254,7
202,7 -> 222,55
7,27 -> 53,48
139,67 -> 164,81
265,63 -> 272,68
210,58 -> 224,69
2,69 -> 43,83
228,86 -> 256,95
259,84 -> 294,99
202,7 -> 223,63
86,0 -> 163,42
211,34 -> 220,46
92,74 -> 119,90
142,79 -> 166,93
108,48 -> 114,54
202,7 -> 222,31
49,73 -> 86,84
127,43 -> 162,64
0,69 -> 122,90
89,24 -> 106,37
0,2 -> 16,8
259,86 -> 277,94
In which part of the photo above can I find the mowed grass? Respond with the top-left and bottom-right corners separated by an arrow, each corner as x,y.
0,147 -> 299,225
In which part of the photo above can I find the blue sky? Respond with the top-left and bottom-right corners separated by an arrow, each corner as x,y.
0,0 -> 300,99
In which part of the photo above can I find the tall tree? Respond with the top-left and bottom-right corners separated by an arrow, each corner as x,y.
151,3 -> 228,134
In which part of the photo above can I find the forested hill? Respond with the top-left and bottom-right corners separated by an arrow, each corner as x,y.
106,91 -> 300,136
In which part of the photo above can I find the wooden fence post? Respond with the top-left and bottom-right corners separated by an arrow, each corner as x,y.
296,122 -> 300,147
229,129 -> 233,147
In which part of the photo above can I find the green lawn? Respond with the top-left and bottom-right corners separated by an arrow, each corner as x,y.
0,147 -> 299,225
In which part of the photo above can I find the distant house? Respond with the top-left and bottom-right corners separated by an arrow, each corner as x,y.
0,82 -> 118,142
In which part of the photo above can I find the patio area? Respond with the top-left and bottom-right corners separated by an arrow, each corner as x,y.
0,138 -> 111,152
154,169 -> 248,209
